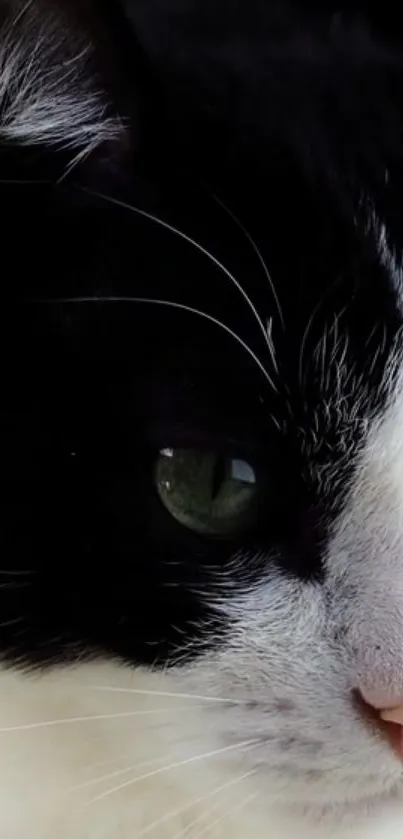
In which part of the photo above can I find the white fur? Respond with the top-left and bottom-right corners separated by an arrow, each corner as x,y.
0,1 -> 121,155
2,240 -> 403,838
376,218 -> 403,308
4,389 -> 403,839
0,660 -> 402,839
5,350 -> 403,837
2,5 -> 403,837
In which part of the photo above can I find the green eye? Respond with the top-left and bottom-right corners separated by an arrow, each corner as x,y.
155,448 -> 258,535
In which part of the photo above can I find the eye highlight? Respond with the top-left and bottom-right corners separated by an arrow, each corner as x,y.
155,448 -> 258,536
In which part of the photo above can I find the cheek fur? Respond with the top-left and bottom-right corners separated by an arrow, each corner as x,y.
3,2 -> 403,839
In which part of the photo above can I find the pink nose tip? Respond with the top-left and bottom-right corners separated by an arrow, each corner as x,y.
356,690 -> 403,758
359,686 -> 403,711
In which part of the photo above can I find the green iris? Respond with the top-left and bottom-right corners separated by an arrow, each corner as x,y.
155,448 -> 258,535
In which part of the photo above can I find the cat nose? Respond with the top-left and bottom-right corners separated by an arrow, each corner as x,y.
356,688 -> 403,757
355,663 -> 403,712
349,630 -> 403,711
344,599 -> 403,711
359,686 -> 403,711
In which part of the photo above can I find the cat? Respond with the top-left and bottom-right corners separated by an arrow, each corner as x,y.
2,1 -> 403,836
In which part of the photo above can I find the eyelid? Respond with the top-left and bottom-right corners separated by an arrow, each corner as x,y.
149,422 -> 267,463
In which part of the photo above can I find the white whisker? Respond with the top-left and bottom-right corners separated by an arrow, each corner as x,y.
174,772 -> 255,839
298,294 -> 326,387
0,704 -> 209,733
75,754 -> 136,776
135,770 -> 255,838
266,315 -> 278,375
67,754 -> 170,794
91,686 -> 243,705
0,178 -> 49,184
176,795 -> 226,839
79,187 -> 275,362
83,739 -> 258,808
0,617 -> 25,628
38,297 -> 275,389
212,193 -> 285,331
188,791 -> 257,839
0,581 -> 31,590
10,0 -> 34,31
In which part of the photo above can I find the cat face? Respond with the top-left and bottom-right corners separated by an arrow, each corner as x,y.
2,1 -> 403,834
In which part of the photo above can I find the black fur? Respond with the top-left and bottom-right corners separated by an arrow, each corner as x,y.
1,0 -> 402,667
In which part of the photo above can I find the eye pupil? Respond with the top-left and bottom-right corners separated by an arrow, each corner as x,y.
211,455 -> 226,500
155,448 -> 258,536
